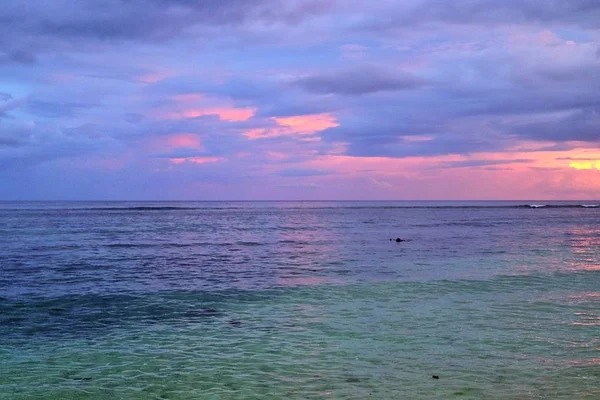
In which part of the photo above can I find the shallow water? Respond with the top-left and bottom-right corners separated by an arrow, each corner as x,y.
1,201 -> 599,399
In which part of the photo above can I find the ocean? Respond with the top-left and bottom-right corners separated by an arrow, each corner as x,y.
0,201 -> 598,399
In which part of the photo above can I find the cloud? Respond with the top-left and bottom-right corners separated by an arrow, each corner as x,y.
0,50 -> 37,65
293,66 -> 424,95
0,0 -> 333,55
438,159 -> 534,168
556,156 -> 599,161
169,156 -> 223,165
0,92 -> 12,102
27,99 -> 99,118
245,113 -> 338,139
341,44 -> 369,59
0,120 -> 119,169
502,108 -> 600,143
161,107 -> 256,122
0,93 -> 26,118
356,0 -> 600,33
2,0 -> 600,199
151,149 -> 210,159
278,168 -> 332,177
0,122 -> 33,147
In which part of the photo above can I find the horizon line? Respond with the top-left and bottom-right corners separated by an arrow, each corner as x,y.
1,199 -> 598,202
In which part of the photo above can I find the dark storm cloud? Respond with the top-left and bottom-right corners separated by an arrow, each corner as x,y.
293,66 -> 425,95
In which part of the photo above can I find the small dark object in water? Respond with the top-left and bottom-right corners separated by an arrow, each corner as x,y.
346,377 -> 361,383
395,238 -> 404,242
229,320 -> 242,327
432,375 -> 439,379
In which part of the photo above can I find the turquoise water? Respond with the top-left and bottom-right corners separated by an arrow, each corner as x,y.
1,201 -> 599,399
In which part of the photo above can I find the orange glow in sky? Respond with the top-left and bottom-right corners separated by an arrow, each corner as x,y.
569,161 -> 600,170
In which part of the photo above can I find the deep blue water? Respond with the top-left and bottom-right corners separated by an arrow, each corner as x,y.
1,201 -> 599,399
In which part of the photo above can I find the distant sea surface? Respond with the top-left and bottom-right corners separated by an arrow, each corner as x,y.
1,201 -> 599,399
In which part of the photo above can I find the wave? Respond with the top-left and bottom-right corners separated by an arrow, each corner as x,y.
105,241 -> 267,248
87,204 -> 599,210
86,206 -> 198,211
515,204 -> 599,209
3,203 -> 600,211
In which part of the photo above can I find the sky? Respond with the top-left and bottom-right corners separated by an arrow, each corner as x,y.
1,0 -> 600,200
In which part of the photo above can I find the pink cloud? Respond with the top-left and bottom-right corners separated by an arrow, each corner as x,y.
244,113 -> 338,139
165,133 -> 203,149
167,107 -> 255,121
145,133 -> 204,153
148,92 -> 256,122
273,113 -> 339,133
265,144 -> 600,199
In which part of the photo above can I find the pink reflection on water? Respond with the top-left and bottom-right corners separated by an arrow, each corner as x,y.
566,358 -> 600,367
564,292 -> 600,303
271,212 -> 345,287
566,227 -> 600,271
